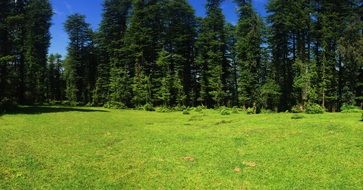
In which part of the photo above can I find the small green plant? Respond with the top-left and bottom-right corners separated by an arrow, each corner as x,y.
104,101 -> 126,109
173,105 -> 186,111
143,103 -> 155,111
194,105 -> 206,112
291,114 -> 304,120
291,105 -> 304,113
305,103 -> 325,114
246,107 -> 256,115
260,109 -> 274,114
156,106 -> 172,113
231,106 -> 239,114
340,104 -> 362,113
220,109 -> 231,115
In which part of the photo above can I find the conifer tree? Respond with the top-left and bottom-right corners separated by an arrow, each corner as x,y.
196,0 -> 228,107
235,0 -> 264,108
96,0 -> 132,106
24,0 -> 52,103
64,14 -> 95,104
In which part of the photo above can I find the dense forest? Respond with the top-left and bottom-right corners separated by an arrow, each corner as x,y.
0,0 -> 362,113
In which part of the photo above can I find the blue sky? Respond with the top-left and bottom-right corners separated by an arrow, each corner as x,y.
49,0 -> 268,56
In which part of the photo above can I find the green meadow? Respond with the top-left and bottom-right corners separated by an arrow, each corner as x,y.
0,107 -> 362,189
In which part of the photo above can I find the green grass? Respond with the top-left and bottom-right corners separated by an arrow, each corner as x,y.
0,106 -> 362,189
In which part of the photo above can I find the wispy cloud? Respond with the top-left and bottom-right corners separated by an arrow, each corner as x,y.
63,1 -> 73,14
53,9 -> 64,16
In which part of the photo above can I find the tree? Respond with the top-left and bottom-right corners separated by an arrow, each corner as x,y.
24,0 -> 52,103
46,54 -> 64,101
96,0 -> 132,106
235,0 -> 264,108
196,0 -> 229,107
292,59 -> 317,107
64,14 -> 95,104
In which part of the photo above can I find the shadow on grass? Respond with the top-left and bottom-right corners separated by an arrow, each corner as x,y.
2,106 -> 109,115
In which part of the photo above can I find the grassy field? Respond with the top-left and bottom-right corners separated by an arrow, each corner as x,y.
0,106 -> 362,189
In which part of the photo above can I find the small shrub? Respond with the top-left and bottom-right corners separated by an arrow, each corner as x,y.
143,103 -> 155,111
85,102 -> 94,107
220,109 -> 231,115
305,103 -> 325,114
340,104 -> 362,113
156,106 -> 172,113
260,109 -> 274,114
246,107 -> 256,115
61,100 -> 71,106
48,100 -> 62,105
182,110 -> 190,115
231,107 -> 239,114
291,114 -> 304,120
194,105 -> 206,112
291,105 -> 304,113
104,101 -> 126,109
173,105 -> 186,111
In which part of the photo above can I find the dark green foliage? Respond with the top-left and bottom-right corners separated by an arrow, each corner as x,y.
143,103 -> 155,112
98,0 -> 132,107
0,98 -> 17,113
64,14 -> 96,104
305,103 -> 325,114
235,0 -> 264,108
196,0 -> 229,107
103,101 -> 126,109
24,0 -> 52,103
46,54 -> 65,101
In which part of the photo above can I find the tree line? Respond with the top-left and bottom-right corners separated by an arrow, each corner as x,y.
1,0 -> 362,112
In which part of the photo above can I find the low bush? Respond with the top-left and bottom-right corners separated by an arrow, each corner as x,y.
231,107 -> 239,114
173,105 -> 186,111
156,106 -> 172,113
340,104 -> 362,113
143,103 -> 155,111
291,114 -> 304,120
291,105 -> 304,113
246,107 -> 256,115
305,103 -> 325,114
220,109 -> 231,115
260,109 -> 274,114
104,101 -> 126,109
48,100 -> 62,105
194,105 -> 206,112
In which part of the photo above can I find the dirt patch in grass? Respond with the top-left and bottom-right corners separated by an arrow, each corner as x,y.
243,161 -> 256,167
182,156 -> 195,162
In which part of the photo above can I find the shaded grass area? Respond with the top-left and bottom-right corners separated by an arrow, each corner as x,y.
2,106 -> 108,115
0,107 -> 362,189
